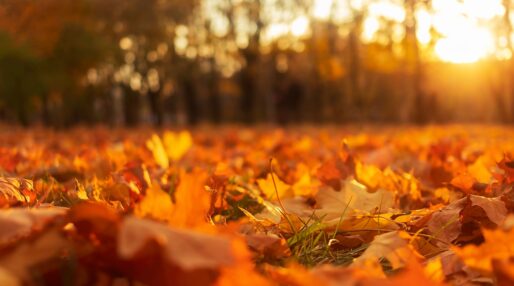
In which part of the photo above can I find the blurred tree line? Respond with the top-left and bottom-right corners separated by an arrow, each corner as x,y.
0,0 -> 494,126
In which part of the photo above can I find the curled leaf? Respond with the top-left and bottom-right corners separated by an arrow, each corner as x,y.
0,178 -> 34,207
118,216 -> 235,285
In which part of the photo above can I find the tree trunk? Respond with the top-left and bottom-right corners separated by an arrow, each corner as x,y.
504,0 -> 514,122
405,0 -> 425,123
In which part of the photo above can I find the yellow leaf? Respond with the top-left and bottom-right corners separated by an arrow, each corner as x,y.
424,257 -> 445,283
434,187 -> 450,203
292,173 -> 314,197
468,155 -> 493,183
146,134 -> 169,169
355,161 -> 421,200
134,170 -> 210,228
355,162 -> 383,190
292,164 -> 320,197
330,213 -> 400,234
163,131 -> 193,162
75,180 -> 88,200
257,174 -> 293,201
135,183 -> 174,221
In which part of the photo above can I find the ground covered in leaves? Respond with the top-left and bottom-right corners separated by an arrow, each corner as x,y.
1,125 -> 514,285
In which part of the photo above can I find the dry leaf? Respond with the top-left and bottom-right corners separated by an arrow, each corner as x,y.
0,208 -> 65,244
169,170 -> 210,227
118,216 -> 235,285
315,179 -> 394,221
245,234 -> 291,259
135,183 -> 174,221
428,195 -> 507,244
0,226 -> 69,283
0,178 -> 34,207
146,134 -> 170,169
257,174 -> 293,201
453,227 -> 514,273
163,131 -> 193,162
353,231 -> 418,273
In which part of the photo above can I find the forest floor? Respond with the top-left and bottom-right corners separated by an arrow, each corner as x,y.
0,125 -> 514,285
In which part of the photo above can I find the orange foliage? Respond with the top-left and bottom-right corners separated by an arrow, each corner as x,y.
0,126 -> 514,285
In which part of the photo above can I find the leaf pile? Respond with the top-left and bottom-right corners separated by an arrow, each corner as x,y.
1,126 -> 514,285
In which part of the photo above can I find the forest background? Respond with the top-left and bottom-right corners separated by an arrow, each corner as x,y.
0,0 -> 512,127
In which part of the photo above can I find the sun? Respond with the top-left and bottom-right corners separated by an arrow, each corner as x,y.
431,0 -> 503,64
434,27 -> 495,64
356,0 -> 504,64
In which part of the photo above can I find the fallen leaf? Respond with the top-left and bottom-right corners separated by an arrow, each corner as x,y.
353,231 -> 419,273
468,195 -> 507,226
68,201 -> 120,240
118,216 -> 235,285
292,170 -> 320,197
453,227 -> 514,273
215,237 -> 272,286
427,198 -> 466,244
146,134 -> 170,169
354,162 -> 384,191
135,183 -> 174,222
362,255 -> 444,286
257,174 -> 293,201
0,177 -> 34,207
498,156 -> 514,184
163,131 -> 193,162
310,264 -> 361,286
135,170 -> 210,228
0,226 -> 70,283
468,156 -> 493,183
493,259 -> 514,286
427,195 -> 507,244
0,267 -> 19,286
315,179 -> 394,221
0,208 -> 65,244
316,159 -> 351,191
169,170 -> 210,228
450,173 -> 476,193
245,234 -> 291,259
265,263 -> 327,286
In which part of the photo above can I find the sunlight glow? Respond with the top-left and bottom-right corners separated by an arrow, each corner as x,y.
263,23 -> 289,44
368,1 -> 405,23
119,37 -> 133,50
362,17 -> 380,43
312,0 -> 333,20
291,16 -> 310,37
324,0 -> 506,63
435,27 -> 494,64
199,0 -> 511,64
416,9 -> 431,45
431,0 -> 504,63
